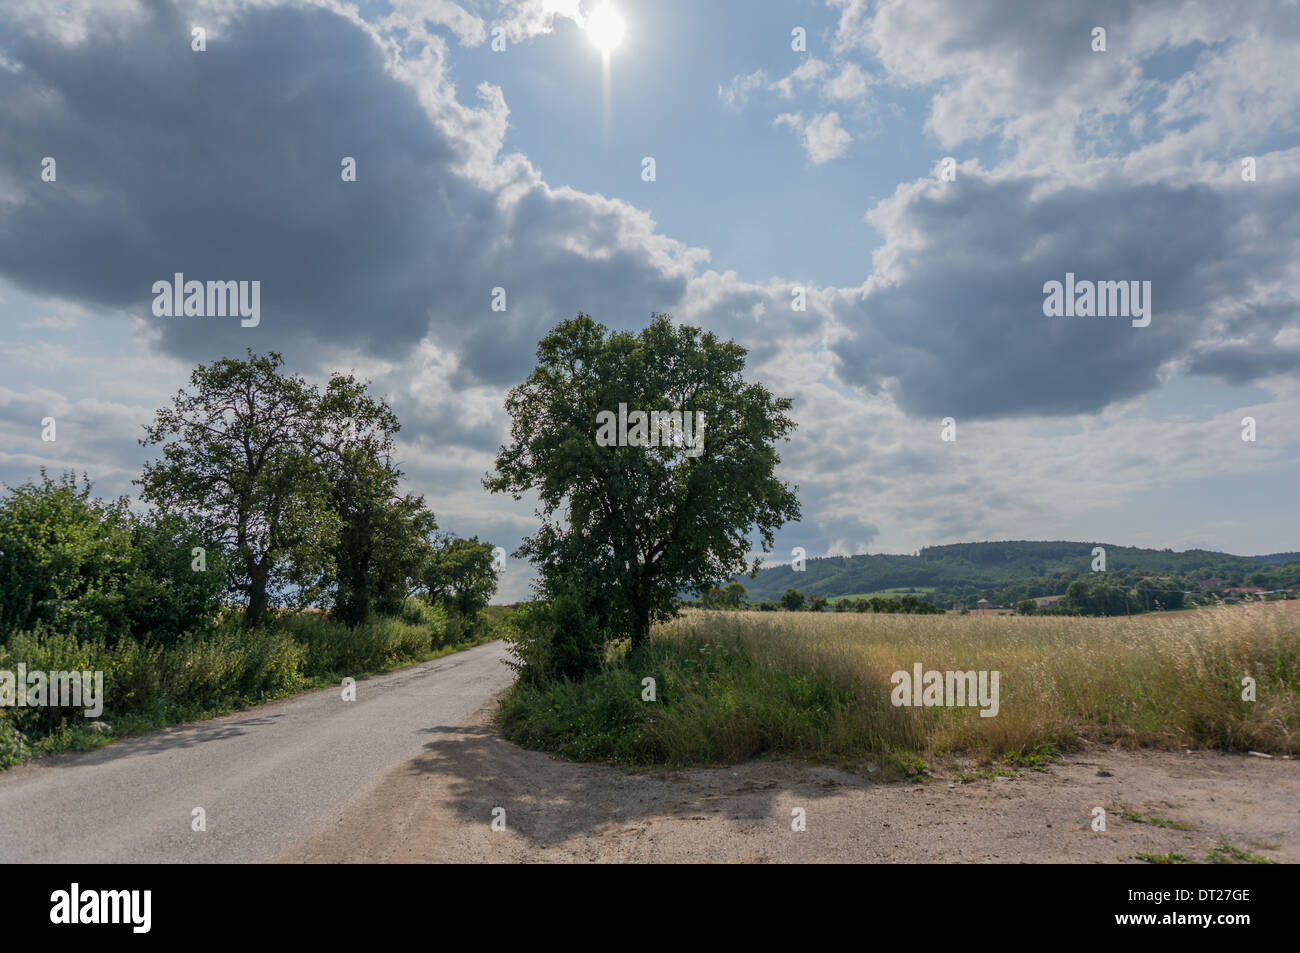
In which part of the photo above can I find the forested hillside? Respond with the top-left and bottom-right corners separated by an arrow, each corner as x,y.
734,540 -> 1300,607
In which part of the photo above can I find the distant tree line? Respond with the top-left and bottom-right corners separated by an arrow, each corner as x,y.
686,584 -> 943,614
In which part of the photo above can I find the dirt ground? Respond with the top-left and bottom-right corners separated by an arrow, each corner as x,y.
278,702 -> 1299,864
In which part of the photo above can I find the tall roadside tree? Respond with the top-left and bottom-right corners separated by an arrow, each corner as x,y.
138,351 -> 337,627
315,376 -> 437,624
485,314 -> 800,656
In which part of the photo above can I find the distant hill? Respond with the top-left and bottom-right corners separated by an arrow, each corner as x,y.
732,540 -> 1298,605
1253,552 -> 1300,566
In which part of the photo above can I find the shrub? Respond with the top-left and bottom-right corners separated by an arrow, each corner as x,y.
0,626 -> 112,735
276,610 -> 439,676
503,586 -> 609,683
401,598 -> 454,648
0,473 -> 224,645
0,473 -> 135,641
0,711 -> 29,769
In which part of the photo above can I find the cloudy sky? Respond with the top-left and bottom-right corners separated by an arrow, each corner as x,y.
2,0 -> 1298,600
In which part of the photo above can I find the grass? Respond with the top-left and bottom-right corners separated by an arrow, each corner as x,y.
1139,841 -> 1277,865
497,601 -> 1300,774
955,767 -> 1019,783
1206,840 -> 1277,864
1113,810 -> 1197,830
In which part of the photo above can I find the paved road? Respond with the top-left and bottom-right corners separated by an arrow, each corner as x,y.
0,641 -> 514,863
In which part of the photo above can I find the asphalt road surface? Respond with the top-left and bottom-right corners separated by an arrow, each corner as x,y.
0,641 -> 514,863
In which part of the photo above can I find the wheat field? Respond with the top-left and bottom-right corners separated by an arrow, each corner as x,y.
652,601 -> 1300,760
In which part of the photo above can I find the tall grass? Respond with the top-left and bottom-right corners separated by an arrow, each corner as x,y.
497,602 -> 1300,772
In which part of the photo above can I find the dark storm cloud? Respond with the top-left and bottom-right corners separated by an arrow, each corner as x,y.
1189,346 -> 1300,383
0,0 -> 688,384
830,172 -> 1300,419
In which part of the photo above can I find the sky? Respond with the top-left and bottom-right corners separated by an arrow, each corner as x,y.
1,0 -> 1298,601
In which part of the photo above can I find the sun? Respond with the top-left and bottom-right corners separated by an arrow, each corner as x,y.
584,3 -> 626,55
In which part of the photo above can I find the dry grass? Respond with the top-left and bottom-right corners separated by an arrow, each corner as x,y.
654,601 -> 1300,759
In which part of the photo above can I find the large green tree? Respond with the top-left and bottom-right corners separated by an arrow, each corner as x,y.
138,351 -> 338,627
140,351 -> 436,627
486,314 -> 800,654
315,376 -> 436,624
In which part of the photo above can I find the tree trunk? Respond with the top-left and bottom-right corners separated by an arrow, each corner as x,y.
246,563 -> 270,627
630,598 -> 651,651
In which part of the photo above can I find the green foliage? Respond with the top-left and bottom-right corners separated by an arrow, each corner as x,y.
0,621 -> 307,736
697,580 -> 749,609
116,512 -> 228,644
0,710 -> 27,769
275,611 -> 436,675
780,588 -> 806,611
1136,578 -> 1185,611
137,350 -> 446,628
423,535 -> 498,618
0,472 -> 133,639
332,486 -> 436,625
1063,579 -> 1140,616
318,374 -> 437,625
502,582 -> 612,683
496,632 -> 893,770
138,350 -> 338,627
0,472 -> 223,645
832,594 -> 945,614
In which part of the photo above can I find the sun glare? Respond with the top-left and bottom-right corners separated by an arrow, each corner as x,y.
585,3 -> 626,55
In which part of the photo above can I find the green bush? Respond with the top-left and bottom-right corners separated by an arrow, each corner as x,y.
114,513 -> 227,645
1,620 -> 310,734
277,613 -> 377,674
276,610 -> 439,676
0,473 -> 224,645
0,626 -> 112,735
104,637 -> 164,715
400,598 -> 455,648
503,588 -> 609,684
0,711 -> 29,769
158,625 -> 307,711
